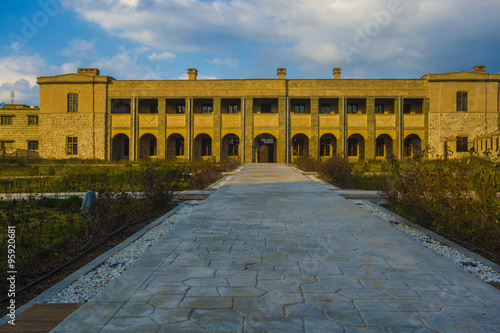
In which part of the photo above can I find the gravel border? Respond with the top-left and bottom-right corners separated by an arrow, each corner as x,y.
353,199 -> 500,283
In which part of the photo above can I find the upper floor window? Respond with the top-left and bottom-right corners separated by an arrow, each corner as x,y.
320,104 -> 331,114
68,93 -> 78,112
202,104 -> 212,114
457,92 -> 468,111
403,104 -> 412,114
67,136 -> 78,155
456,136 -> 468,152
176,104 -> 185,114
347,104 -> 358,114
1,116 -> 13,125
228,104 -> 239,114
294,104 -> 305,114
111,99 -> 131,114
28,115 -> 38,125
375,104 -> 384,114
261,104 -> 271,113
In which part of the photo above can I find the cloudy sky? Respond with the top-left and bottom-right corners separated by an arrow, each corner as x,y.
1,0 -> 500,106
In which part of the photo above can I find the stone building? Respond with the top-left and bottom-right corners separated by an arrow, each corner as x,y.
2,66 -> 499,162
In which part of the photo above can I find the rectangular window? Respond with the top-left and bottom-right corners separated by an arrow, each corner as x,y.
228,138 -> 239,156
28,140 -> 39,150
457,92 -> 468,111
202,104 -> 213,114
68,94 -> 78,112
347,104 -> 358,114
375,104 -> 384,114
1,116 -> 13,125
28,115 -> 38,125
261,104 -> 271,113
176,104 -> 186,114
348,138 -> 358,156
175,138 -> 184,156
292,138 -> 305,156
320,138 -> 331,157
202,138 -> 212,156
403,104 -> 411,114
294,104 -> 305,114
111,99 -> 131,114
228,104 -> 239,114
67,137 -> 78,155
456,136 -> 468,152
320,104 -> 331,114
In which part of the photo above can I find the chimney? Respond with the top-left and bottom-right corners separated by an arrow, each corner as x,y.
188,68 -> 198,80
333,67 -> 341,79
77,68 -> 100,76
277,68 -> 286,79
473,65 -> 486,73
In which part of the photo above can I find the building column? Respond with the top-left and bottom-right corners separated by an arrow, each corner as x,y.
106,99 -> 112,161
157,98 -> 166,159
187,97 -> 192,160
366,97 -> 376,160
132,97 -> 138,161
310,97 -> 319,159
423,97 -> 430,150
396,97 -> 403,160
241,98 -> 245,163
213,97 -> 221,161
278,97 -> 287,163
339,97 -> 346,158
244,98 -> 253,163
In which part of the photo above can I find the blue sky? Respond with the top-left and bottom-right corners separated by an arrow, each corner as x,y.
1,0 -> 500,106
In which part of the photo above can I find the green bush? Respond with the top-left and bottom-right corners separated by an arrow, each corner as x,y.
383,156 -> 500,254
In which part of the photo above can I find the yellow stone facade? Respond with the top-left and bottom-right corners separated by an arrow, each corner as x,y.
3,65 -> 499,162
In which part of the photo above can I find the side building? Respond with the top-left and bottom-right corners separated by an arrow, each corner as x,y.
28,66 -> 500,162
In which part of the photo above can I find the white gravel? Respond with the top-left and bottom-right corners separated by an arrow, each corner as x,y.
352,199 -> 500,283
46,201 -> 198,303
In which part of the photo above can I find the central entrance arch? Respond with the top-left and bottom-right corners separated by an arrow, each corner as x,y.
253,133 -> 277,163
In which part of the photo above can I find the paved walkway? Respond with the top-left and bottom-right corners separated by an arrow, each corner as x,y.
53,164 -> 500,332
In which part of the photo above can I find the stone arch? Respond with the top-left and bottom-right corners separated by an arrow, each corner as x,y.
167,133 -> 185,159
253,133 -> 277,163
194,133 -> 212,160
111,133 -> 130,161
291,134 -> 309,158
404,134 -> 422,158
222,133 -> 240,160
139,133 -> 157,159
376,134 -> 394,159
319,134 -> 337,158
347,134 -> 365,160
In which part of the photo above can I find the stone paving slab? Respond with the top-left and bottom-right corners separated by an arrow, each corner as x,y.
52,164 -> 500,332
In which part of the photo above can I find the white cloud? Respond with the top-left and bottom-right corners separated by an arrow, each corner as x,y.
61,0 -> 500,74
59,39 -> 96,58
148,51 -> 175,61
209,58 -> 238,67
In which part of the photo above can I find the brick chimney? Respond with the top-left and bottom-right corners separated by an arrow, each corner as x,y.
277,68 -> 286,79
77,68 -> 100,76
333,67 -> 341,79
473,65 -> 486,73
188,68 -> 198,80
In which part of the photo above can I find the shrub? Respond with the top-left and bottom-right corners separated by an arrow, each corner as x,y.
319,155 -> 360,189
383,157 -> 500,254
